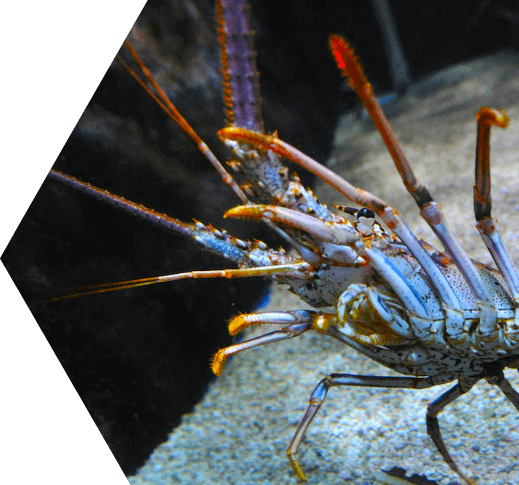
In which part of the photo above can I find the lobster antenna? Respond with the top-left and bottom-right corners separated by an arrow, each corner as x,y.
43,171 -> 310,304
36,264 -> 305,304
120,40 -> 248,204
216,0 -> 264,132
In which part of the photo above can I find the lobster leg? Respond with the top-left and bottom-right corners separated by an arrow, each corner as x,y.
213,310 -> 343,375
222,35 -> 510,349
227,310 -> 325,336
217,128 -> 462,318
486,370 -> 519,412
287,374 -> 437,482
474,107 -> 519,307
426,383 -> 476,485
221,142 -> 469,347
212,321 -> 313,376
327,35 -> 499,348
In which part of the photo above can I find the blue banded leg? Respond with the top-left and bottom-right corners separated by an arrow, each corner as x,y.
486,370 -> 519,411
474,107 -> 519,308
428,369 -> 519,483
426,383 -> 476,485
287,374 -> 435,482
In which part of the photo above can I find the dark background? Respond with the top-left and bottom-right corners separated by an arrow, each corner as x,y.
2,0 -> 518,476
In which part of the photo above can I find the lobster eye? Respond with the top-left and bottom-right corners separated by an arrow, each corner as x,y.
357,208 -> 375,220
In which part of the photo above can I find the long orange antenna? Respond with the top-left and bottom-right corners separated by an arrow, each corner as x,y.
37,263 -> 306,304
119,40 -> 248,204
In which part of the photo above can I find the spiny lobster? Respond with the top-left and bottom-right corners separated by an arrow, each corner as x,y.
5,0 -> 519,484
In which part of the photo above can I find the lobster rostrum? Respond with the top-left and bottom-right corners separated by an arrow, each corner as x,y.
45,0 -> 519,483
